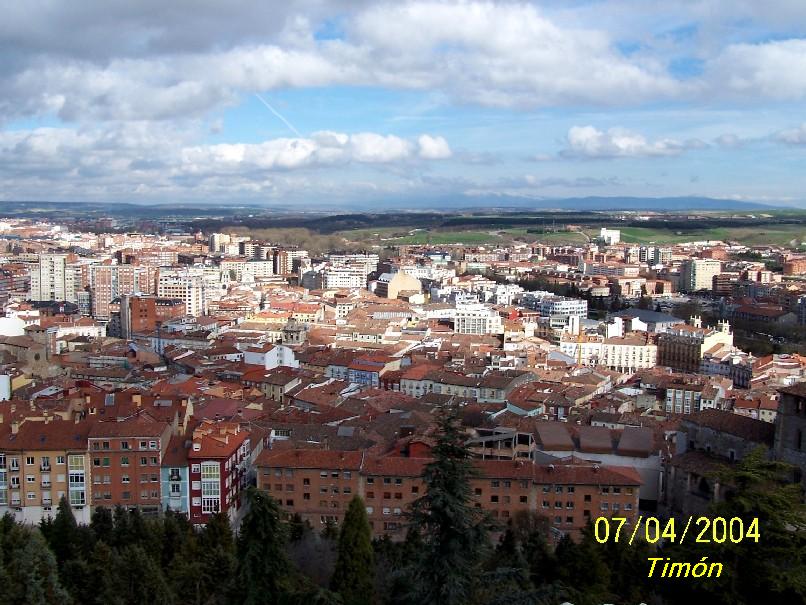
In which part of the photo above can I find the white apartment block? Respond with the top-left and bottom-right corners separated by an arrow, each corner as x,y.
454,303 -> 503,335
157,268 -> 205,317
681,259 -> 722,292
323,265 -> 369,289
327,254 -> 379,275
30,254 -> 77,302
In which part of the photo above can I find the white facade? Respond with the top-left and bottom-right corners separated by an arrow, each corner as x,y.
157,268 -> 205,317
454,303 -> 503,335
30,254 -> 77,302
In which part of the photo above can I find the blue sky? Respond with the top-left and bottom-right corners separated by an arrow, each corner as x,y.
1,0 -> 805,206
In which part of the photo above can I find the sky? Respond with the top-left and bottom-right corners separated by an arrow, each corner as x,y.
1,0 -> 806,207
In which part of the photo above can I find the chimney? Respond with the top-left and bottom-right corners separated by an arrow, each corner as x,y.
11,421 -> 19,435
132,393 -> 141,406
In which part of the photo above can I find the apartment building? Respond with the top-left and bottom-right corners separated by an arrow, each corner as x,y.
454,303 -> 503,335
0,419 -> 93,524
30,253 -> 78,303
187,421 -> 250,525
87,417 -> 172,514
323,265 -> 369,289
157,268 -> 205,317
90,264 -> 156,319
658,319 -> 733,373
681,259 -> 722,292
257,450 -> 640,540
118,294 -> 186,338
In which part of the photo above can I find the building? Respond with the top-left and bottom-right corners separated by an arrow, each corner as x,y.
256,449 -> 641,540
187,421 -> 250,524
161,435 -> 190,514
90,264 -> 156,320
323,265 -> 369,289
118,295 -> 186,338
658,319 -> 733,373
0,419 -> 92,524
87,416 -> 173,514
774,383 -> 806,479
157,268 -> 205,317
681,259 -> 722,292
30,254 -> 77,303
375,271 -> 422,299
599,228 -> 621,245
454,303 -> 503,335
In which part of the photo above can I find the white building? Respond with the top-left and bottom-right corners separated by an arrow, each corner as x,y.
454,303 -> 503,335
599,228 -> 621,245
323,265 -> 368,289
157,268 -> 206,317
30,254 -> 77,302
681,259 -> 722,292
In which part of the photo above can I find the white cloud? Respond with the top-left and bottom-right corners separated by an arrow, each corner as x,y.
706,39 -> 806,101
774,123 -> 806,144
562,125 -> 704,159
417,135 -> 452,159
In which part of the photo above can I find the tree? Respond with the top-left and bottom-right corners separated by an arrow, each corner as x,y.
113,544 -> 174,605
91,506 -> 114,544
48,495 -> 78,564
2,528 -> 70,605
660,448 -> 806,605
399,405 -> 492,605
331,496 -> 374,605
235,487 -> 293,605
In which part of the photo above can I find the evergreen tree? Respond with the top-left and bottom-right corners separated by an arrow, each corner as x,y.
49,495 -> 78,564
2,528 -> 71,605
399,405 -> 492,605
331,496 -> 374,605
91,506 -> 114,544
235,487 -> 293,605
199,512 -> 237,604
113,544 -> 174,605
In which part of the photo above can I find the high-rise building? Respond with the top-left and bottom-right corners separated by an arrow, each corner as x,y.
681,259 -> 722,292
90,264 -> 156,319
29,254 -> 77,302
156,268 -> 205,317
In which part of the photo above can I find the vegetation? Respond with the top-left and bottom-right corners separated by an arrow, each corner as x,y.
1,440 -> 804,605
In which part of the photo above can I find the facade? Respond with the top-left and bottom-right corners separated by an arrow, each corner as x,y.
658,320 -> 733,373
161,435 -> 190,514
90,264 -> 156,320
257,450 -> 641,541
454,303 -> 503,335
88,417 -> 173,514
774,383 -> 806,478
187,421 -> 250,525
157,268 -> 205,317
681,259 -> 722,292
0,420 -> 92,524
120,294 -> 187,338
375,271 -> 422,299
30,254 -> 77,302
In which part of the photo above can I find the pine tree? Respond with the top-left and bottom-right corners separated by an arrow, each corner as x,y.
199,512 -> 237,604
49,495 -> 78,564
91,506 -> 114,544
400,405 -> 491,605
3,528 -> 71,605
114,544 -> 174,605
235,487 -> 293,605
331,496 -> 374,605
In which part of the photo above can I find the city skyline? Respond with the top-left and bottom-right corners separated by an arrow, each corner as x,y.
1,1 -> 806,206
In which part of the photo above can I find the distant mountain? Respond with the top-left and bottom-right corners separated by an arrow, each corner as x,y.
347,194 -> 782,212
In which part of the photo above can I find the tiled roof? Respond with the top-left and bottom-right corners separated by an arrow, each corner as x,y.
682,409 -> 775,445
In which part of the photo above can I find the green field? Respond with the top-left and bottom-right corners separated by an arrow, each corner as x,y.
606,225 -> 806,246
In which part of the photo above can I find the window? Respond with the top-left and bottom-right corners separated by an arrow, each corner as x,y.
191,464 -> 200,473
343,471 -> 351,479
491,480 -> 500,488
625,503 -> 633,511
520,495 -> 528,503
169,468 -> 180,481
612,487 -> 621,494
567,486 -> 575,493
542,486 -> 549,493
366,506 -> 374,514
122,475 -> 130,484
584,494 -> 591,502
303,478 -> 310,486
490,495 -> 499,503
366,491 -> 374,499
149,441 -> 157,450
555,485 -> 563,493
122,491 -> 131,500
566,501 -> 574,509
103,458 -> 110,467
171,483 -> 181,496
27,493 -> 36,500
40,456 -> 50,469
56,456 -> 65,465
601,503 -> 609,511
151,457 -> 158,465
121,441 -> 130,450
320,471 -> 328,478
542,500 -> 549,508
121,456 -> 129,466
26,456 -> 35,466
102,441 -> 110,450
9,458 -> 18,471
139,441 -> 148,450
366,477 -> 374,484
601,486 -> 610,494
303,493 -> 310,500
286,499 -> 294,506
92,443 -> 100,451
383,477 -> 391,485
140,457 -> 148,466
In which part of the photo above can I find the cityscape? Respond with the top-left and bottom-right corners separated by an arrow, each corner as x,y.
2,2 -> 806,605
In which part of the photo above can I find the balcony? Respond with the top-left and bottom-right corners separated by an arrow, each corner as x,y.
40,465 -> 51,472
42,498 -> 52,506
41,481 -> 51,488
